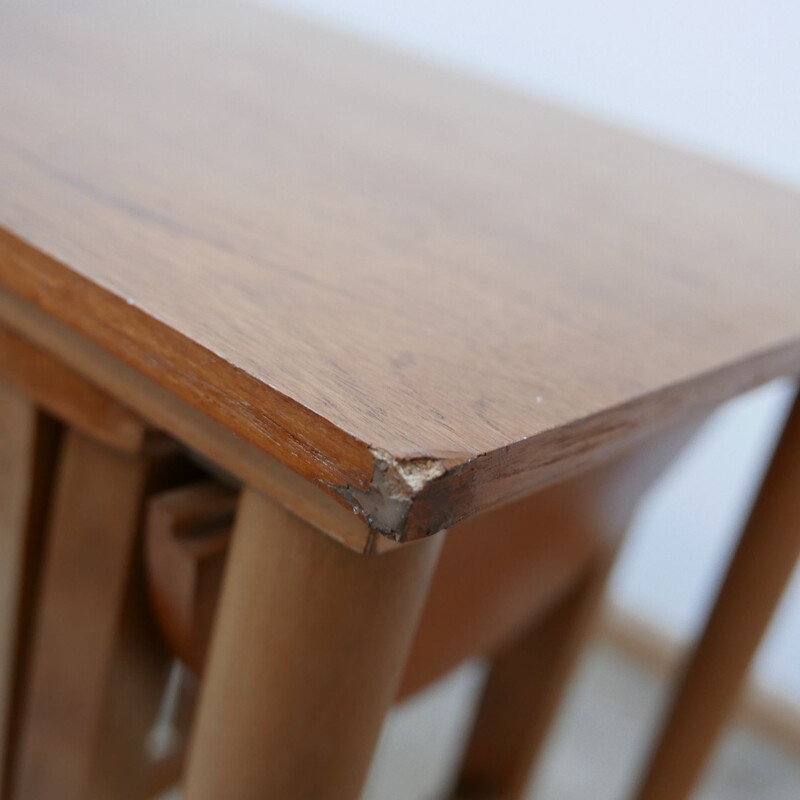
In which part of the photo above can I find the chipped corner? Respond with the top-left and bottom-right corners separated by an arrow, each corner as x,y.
333,447 -> 454,544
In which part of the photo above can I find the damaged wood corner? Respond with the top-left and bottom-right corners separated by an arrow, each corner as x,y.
333,448 -> 450,544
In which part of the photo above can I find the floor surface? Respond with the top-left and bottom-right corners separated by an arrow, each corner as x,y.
161,640 -> 800,798
363,642 -> 800,800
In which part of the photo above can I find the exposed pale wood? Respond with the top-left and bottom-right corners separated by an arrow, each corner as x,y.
0,323 -> 145,453
11,431 -> 196,800
184,488 -> 442,800
0,382 -> 59,799
3,0 -> 800,542
450,549 -> 615,800
633,391 -> 800,800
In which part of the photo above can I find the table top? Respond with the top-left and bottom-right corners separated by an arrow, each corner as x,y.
2,0 -> 800,543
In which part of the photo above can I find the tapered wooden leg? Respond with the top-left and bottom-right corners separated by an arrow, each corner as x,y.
11,430 -> 186,800
633,392 -> 800,800
184,487 -> 443,800
0,382 -> 60,799
450,547 -> 614,800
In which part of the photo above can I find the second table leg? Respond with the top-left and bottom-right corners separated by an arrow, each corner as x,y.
633,391 -> 800,800
449,547 -> 614,800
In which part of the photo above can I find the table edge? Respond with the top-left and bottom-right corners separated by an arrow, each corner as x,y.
2,228 -> 799,548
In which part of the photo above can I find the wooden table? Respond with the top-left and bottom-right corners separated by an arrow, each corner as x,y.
1,1 -> 799,798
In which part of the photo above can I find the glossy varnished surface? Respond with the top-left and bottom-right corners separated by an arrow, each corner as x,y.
2,0 -> 800,541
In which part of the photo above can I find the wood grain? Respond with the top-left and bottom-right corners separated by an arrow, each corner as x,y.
2,0 -> 800,541
0,287 -> 372,551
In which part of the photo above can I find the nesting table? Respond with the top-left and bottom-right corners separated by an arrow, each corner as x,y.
1,1 -> 800,798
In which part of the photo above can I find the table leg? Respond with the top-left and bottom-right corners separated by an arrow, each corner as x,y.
183,487 -> 443,800
11,429 -> 181,800
0,383 -> 60,799
633,392 -> 800,800
449,547 -> 614,800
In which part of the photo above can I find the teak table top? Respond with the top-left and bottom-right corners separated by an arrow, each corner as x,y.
2,0 -> 800,547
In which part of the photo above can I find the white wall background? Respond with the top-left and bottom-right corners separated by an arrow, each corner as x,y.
261,0 -> 800,705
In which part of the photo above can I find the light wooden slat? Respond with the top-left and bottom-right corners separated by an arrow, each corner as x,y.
0,324 -> 145,454
11,432 -> 192,800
